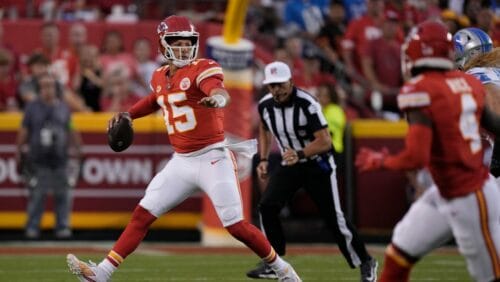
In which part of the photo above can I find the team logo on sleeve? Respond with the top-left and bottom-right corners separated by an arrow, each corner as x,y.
180,77 -> 191,90
156,85 -> 162,93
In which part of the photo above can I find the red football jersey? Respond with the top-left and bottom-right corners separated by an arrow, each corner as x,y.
398,70 -> 489,198
150,59 -> 225,153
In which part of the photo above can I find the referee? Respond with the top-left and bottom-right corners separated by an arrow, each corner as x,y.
246,61 -> 378,282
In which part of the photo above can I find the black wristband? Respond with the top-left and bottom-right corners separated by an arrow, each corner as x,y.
259,158 -> 268,162
297,150 -> 306,160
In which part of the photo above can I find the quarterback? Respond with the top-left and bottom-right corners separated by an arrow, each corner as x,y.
66,15 -> 301,282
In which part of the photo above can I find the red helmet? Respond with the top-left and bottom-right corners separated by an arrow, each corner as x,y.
402,21 -> 454,77
157,15 -> 199,67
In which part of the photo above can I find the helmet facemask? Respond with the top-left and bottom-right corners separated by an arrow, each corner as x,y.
160,34 -> 199,68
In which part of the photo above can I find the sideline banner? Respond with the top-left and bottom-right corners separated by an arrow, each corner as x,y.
0,113 -> 201,230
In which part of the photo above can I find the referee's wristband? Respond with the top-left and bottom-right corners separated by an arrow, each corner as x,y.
297,150 -> 306,160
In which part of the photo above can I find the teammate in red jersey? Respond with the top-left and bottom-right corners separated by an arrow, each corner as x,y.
356,21 -> 500,282
66,15 -> 301,282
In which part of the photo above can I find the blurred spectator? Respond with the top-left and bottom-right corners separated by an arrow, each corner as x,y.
473,5 -> 500,46
39,0 -> 58,21
0,23 -> 20,76
385,0 -> 416,33
36,22 -> 78,87
67,22 -> 88,88
16,71 -> 82,239
73,44 -> 103,112
406,0 -> 442,24
441,9 -> 470,35
57,0 -> 101,21
282,35 -> 306,78
341,0 -> 384,117
283,0 -> 329,37
19,53 -> 88,111
294,47 -> 336,97
464,0 -> 483,26
0,49 -> 19,111
99,30 -> 141,81
105,3 -> 138,23
100,69 -> 140,112
341,0 -> 384,85
342,0 -> 366,22
68,22 -> 88,59
360,9 -> 403,115
87,0 -> 132,16
132,38 -> 158,97
19,53 -> 53,105
317,83 -> 346,160
246,2 -> 282,51
493,19 -> 500,47
315,1 -> 346,69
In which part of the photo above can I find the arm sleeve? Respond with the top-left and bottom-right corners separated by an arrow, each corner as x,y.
383,123 -> 432,170
305,102 -> 328,133
127,93 -> 160,119
258,103 -> 269,130
199,76 -> 224,96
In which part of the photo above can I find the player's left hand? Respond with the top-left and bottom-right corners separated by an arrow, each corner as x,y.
355,147 -> 388,172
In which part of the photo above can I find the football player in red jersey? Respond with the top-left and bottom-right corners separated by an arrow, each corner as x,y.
66,16 -> 301,282
356,21 -> 500,282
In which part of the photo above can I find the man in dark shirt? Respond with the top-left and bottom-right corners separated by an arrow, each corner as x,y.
16,72 -> 82,239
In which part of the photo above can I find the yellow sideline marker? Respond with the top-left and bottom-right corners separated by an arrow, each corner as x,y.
223,0 -> 249,44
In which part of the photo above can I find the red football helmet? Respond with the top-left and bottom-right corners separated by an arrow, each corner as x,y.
157,15 -> 199,67
401,21 -> 454,77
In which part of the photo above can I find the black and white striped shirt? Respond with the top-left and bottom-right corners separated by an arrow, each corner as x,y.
258,87 -> 330,160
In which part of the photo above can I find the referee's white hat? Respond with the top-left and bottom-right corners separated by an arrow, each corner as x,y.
262,61 -> 291,84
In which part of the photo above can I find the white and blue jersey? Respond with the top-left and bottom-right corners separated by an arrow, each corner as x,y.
467,66 -> 500,86
467,66 -> 500,178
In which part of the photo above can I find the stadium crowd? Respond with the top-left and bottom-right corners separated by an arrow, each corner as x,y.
0,0 -> 498,118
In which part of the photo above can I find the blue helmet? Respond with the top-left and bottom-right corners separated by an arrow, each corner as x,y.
453,27 -> 493,69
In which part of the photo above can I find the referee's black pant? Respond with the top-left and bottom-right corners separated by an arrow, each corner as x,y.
258,157 -> 371,268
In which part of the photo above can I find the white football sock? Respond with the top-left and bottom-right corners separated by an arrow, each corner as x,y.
267,255 -> 289,272
98,259 -> 117,280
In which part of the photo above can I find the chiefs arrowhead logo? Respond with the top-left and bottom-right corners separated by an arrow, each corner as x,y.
157,22 -> 168,35
180,77 -> 191,90
156,85 -> 162,93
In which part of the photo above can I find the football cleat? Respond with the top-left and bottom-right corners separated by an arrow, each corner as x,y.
276,263 -> 302,282
66,254 -> 108,282
360,257 -> 378,282
246,261 -> 278,279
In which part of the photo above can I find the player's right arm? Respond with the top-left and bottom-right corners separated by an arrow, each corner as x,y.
196,59 -> 229,108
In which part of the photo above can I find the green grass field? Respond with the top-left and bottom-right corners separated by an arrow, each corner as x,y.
0,244 -> 469,282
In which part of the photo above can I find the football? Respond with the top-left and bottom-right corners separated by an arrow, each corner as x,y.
108,117 -> 134,152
